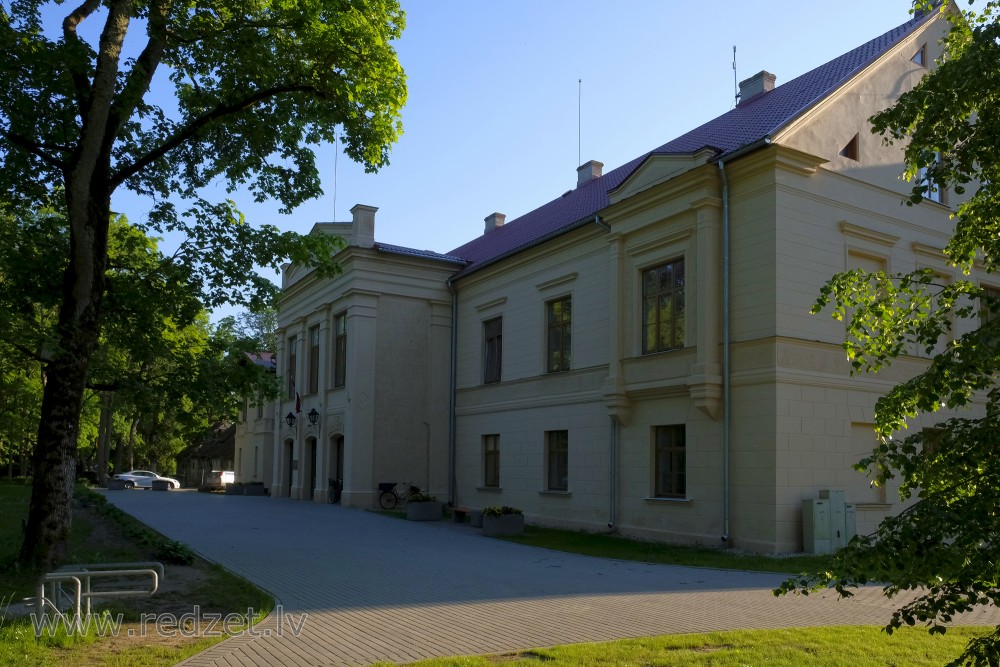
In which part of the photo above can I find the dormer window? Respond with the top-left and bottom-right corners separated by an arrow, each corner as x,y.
911,43 -> 927,67
839,134 -> 860,161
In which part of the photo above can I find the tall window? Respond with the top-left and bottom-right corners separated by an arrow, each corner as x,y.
308,325 -> 320,394
981,286 -> 1000,325
546,430 -> 569,491
653,425 -> 686,498
918,151 -> 944,204
256,393 -> 264,419
483,317 -> 503,384
286,336 -> 298,398
334,313 -> 347,388
546,297 -> 572,373
642,259 -> 685,354
483,434 -> 500,487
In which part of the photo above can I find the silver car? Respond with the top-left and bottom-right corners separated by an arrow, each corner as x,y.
114,470 -> 181,490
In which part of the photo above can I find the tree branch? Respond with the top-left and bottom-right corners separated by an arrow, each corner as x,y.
106,0 -> 170,142
61,0 -> 102,122
1,130 -> 68,171
110,83 -> 320,189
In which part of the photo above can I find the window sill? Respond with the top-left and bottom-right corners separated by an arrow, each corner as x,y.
644,497 -> 691,505
854,503 -> 892,511
477,486 -> 503,493
539,490 -> 571,498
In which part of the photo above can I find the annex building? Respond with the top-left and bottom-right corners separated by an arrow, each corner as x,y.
236,6 -> 981,552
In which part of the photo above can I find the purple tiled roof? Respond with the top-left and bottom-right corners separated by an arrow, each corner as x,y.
375,242 -> 467,264
244,351 -> 276,371
448,13 -> 927,277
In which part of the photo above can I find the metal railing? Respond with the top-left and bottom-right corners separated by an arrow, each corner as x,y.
28,561 -> 163,630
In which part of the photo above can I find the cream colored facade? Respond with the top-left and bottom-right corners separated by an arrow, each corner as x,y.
252,205 -> 460,507
237,9 -> 983,551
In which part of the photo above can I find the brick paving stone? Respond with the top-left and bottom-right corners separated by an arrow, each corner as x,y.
101,490 -> 1000,667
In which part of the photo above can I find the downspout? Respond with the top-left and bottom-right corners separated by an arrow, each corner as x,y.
446,278 -> 458,506
592,213 -> 617,530
716,135 -> 770,544
718,160 -> 731,544
608,416 -> 617,529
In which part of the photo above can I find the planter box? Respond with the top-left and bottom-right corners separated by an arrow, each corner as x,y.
243,484 -> 266,496
225,483 -> 244,495
482,513 -> 524,537
151,480 -> 171,491
469,510 -> 484,528
106,479 -> 127,490
406,501 -> 443,521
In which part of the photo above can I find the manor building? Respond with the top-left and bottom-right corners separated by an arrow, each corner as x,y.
236,7 -> 983,551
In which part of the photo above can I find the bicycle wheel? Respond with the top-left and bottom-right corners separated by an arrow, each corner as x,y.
379,489 -> 398,510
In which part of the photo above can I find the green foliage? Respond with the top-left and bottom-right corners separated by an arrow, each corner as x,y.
780,3 -> 1000,665
482,505 -> 522,517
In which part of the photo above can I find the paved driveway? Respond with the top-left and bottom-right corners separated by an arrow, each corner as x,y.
102,490 -> 1000,666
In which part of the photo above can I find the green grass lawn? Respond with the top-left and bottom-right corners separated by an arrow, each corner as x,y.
0,478 -> 272,667
375,625 -> 989,667
495,524 -> 831,574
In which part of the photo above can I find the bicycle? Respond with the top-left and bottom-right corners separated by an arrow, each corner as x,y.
377,482 -> 421,510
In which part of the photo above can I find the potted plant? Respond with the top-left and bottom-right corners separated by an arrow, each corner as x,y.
243,481 -> 266,496
405,492 -> 443,521
481,505 -> 524,536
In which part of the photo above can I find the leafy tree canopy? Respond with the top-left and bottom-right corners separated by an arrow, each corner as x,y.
777,3 -> 1000,665
0,0 -> 407,567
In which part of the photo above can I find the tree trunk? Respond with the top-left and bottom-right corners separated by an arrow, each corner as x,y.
19,191 -> 110,570
97,392 -> 111,485
127,417 -> 138,470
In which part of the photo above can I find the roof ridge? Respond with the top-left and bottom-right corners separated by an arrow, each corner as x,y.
447,11 -> 929,276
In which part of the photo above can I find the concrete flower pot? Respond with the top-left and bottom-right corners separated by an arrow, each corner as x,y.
482,513 -> 524,537
406,501 -> 443,521
151,480 -> 171,491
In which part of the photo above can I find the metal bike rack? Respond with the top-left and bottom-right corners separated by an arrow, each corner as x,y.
26,561 -> 164,630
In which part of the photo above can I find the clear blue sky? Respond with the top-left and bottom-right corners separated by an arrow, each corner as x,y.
109,1 -> 919,313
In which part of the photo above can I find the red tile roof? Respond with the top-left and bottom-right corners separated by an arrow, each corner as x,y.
447,13 -> 928,278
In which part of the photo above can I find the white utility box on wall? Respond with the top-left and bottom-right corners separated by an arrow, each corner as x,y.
802,489 -> 857,554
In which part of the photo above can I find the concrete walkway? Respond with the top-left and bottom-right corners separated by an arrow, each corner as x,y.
102,490 -> 1000,666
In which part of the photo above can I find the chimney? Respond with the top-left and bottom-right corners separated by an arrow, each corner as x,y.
577,160 -> 604,187
350,203 -> 377,248
484,212 -> 506,235
738,71 -> 776,103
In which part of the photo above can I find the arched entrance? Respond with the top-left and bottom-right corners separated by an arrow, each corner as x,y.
304,436 -> 317,501
282,438 -> 294,498
328,434 -> 344,503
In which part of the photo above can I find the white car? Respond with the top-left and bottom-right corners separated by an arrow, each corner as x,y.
114,470 -> 181,490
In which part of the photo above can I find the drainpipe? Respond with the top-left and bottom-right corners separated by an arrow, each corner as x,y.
608,416 -> 617,529
716,135 -> 771,544
446,279 -> 458,506
718,159 -> 731,544
591,213 -> 617,530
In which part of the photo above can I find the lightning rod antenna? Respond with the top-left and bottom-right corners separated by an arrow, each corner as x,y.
578,78 -> 582,167
733,46 -> 739,107
333,128 -> 339,221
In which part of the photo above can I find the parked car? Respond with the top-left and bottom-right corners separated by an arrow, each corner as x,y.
114,470 -> 181,490
202,470 -> 235,489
